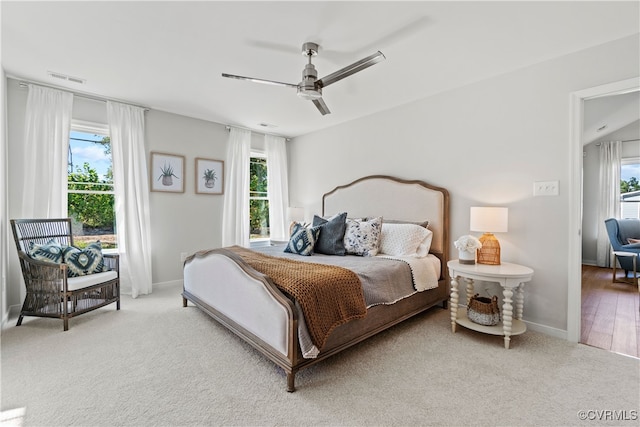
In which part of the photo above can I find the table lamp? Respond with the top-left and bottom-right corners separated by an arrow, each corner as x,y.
287,207 -> 305,235
470,207 -> 508,265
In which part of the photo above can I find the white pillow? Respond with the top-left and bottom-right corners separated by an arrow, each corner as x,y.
380,223 -> 433,258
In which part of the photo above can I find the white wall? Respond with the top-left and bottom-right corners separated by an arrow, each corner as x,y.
1,68 -> 7,324
288,35 -> 639,333
145,109 -> 228,284
6,78 -> 27,310
582,121 -> 640,265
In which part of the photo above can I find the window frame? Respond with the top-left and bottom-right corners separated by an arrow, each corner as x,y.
621,156 -> 640,219
249,151 -> 270,247
67,120 -> 117,251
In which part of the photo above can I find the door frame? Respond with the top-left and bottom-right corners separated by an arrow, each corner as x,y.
567,77 -> 639,342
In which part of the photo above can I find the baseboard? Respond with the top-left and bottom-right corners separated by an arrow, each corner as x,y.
2,304 -> 21,330
153,279 -> 183,288
119,279 -> 184,297
582,260 -> 597,266
454,303 -> 568,340
524,319 -> 567,340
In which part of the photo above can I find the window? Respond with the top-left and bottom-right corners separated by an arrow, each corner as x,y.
67,123 -> 116,248
249,154 -> 269,242
621,157 -> 640,219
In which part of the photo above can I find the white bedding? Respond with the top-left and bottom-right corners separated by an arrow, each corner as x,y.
377,253 -> 441,293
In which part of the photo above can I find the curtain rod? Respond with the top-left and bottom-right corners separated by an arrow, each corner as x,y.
225,125 -> 290,141
595,139 -> 640,145
16,78 -> 150,112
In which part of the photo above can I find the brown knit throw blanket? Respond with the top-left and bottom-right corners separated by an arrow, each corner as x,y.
227,246 -> 367,350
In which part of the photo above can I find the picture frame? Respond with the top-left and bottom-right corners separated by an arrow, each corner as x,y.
150,152 -> 185,193
195,158 -> 224,195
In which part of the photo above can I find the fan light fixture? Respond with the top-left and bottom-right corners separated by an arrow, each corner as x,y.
470,207 -> 508,265
222,42 -> 385,115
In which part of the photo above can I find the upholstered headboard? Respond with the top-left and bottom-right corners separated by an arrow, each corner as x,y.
322,175 -> 449,264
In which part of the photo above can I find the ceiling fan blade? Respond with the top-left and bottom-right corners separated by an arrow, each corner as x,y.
317,51 -> 386,88
312,98 -> 331,115
221,73 -> 299,89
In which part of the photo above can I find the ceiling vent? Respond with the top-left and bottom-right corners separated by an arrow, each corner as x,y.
47,71 -> 86,85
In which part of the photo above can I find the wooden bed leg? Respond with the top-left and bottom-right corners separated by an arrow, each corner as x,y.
286,373 -> 296,392
182,297 -> 188,307
442,300 -> 448,309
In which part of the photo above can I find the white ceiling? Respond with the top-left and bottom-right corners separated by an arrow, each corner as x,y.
2,1 -> 639,138
583,91 -> 639,144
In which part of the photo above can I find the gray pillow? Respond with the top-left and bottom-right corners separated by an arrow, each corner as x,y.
312,212 -> 348,255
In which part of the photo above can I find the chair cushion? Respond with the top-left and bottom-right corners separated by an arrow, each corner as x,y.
67,270 -> 118,291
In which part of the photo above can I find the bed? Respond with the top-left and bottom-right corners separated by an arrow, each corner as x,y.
182,175 -> 450,391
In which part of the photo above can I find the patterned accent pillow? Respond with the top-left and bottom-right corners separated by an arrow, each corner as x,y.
343,216 -> 383,257
284,223 -> 322,256
380,223 -> 433,257
62,241 -> 109,277
28,239 -> 63,264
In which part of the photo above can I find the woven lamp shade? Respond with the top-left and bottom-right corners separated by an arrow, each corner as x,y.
470,207 -> 508,265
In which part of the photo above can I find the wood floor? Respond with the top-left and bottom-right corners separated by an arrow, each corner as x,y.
581,264 -> 639,358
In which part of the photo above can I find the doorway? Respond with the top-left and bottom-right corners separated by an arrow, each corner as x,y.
580,96 -> 640,357
568,77 -> 640,348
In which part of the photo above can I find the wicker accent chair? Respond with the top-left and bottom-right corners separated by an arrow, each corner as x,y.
10,218 -> 120,331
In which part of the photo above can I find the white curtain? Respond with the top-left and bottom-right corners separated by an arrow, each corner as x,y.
596,140 -> 622,267
21,84 -> 73,217
107,101 -> 153,298
222,127 -> 251,247
265,134 -> 289,242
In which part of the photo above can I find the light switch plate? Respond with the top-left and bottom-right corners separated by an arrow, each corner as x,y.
534,181 -> 559,196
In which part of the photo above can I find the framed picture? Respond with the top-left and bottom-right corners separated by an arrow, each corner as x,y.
195,158 -> 224,195
150,152 -> 184,193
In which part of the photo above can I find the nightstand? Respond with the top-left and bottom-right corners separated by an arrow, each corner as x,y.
447,260 -> 534,349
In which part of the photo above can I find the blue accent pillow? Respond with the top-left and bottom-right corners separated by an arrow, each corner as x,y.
312,212 -> 348,255
28,239 -> 63,264
284,223 -> 321,256
62,241 -> 109,277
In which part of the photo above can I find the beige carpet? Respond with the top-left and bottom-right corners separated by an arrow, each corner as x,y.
1,282 -> 638,427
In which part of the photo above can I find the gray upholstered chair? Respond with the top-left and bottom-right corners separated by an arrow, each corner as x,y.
10,218 -> 120,330
604,218 -> 640,285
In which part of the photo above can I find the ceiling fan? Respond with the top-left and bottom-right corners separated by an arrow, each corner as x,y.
222,42 -> 385,115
